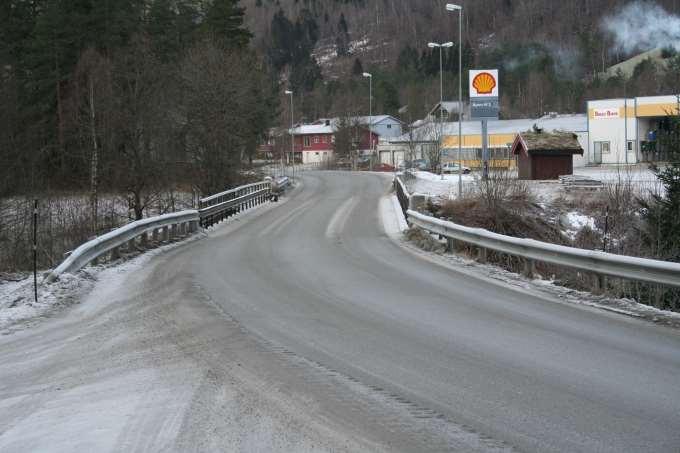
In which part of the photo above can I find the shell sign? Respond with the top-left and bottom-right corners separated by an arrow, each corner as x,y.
469,69 -> 499,98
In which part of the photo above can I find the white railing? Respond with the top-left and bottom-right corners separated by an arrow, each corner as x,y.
407,210 -> 680,287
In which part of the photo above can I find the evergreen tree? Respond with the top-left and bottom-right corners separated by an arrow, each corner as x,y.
268,9 -> 294,70
639,100 -> 680,308
147,0 -> 180,60
351,57 -> 363,76
203,0 -> 252,48
336,13 -> 349,56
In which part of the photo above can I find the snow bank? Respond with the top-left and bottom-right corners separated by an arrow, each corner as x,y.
408,171 -> 475,200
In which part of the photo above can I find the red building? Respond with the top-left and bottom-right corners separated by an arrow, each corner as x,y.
291,119 -> 379,164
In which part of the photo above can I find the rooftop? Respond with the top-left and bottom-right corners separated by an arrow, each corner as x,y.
390,114 -> 588,143
513,131 -> 584,154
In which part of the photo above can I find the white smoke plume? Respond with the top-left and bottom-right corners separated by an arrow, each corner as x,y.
603,1 -> 680,53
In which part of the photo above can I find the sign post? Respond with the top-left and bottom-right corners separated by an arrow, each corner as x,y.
469,69 -> 499,179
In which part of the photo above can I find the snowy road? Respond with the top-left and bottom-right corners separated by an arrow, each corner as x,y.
2,172 -> 680,452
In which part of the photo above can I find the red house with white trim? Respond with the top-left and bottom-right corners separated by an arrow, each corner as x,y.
291,118 -> 380,164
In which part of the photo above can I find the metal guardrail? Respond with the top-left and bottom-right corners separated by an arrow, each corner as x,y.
47,180 -> 282,281
407,210 -> 680,287
46,210 -> 200,282
198,181 -> 271,228
393,176 -> 410,216
271,176 -> 290,193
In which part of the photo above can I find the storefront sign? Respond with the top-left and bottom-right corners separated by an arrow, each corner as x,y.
593,108 -> 620,119
470,69 -> 499,120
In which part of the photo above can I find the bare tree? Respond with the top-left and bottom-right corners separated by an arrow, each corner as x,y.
180,40 -> 272,195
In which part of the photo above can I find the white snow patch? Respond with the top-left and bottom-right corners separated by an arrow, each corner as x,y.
564,211 -> 597,240
407,171 -> 475,200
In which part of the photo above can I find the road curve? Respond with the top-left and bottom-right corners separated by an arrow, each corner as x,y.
1,171 -> 680,452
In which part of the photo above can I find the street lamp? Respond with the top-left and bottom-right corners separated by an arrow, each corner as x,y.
428,41 -> 454,179
446,3 -> 463,196
285,89 -> 294,178
363,72 -> 373,170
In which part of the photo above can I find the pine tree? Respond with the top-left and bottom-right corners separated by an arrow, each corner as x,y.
639,100 -> 680,308
203,0 -> 252,48
351,57 -> 363,76
336,13 -> 349,56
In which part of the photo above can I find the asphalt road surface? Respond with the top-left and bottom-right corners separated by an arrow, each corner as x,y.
1,171 -> 680,452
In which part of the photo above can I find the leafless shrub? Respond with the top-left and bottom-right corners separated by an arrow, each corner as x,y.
0,191 -> 195,274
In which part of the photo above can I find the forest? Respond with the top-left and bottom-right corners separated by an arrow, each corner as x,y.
1,0 -> 276,201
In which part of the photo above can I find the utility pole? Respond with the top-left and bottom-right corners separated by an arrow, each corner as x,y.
363,72 -> 373,170
428,41 -> 453,179
446,3 -> 463,195
285,90 -> 294,178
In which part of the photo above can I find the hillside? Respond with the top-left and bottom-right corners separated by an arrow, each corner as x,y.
242,0 -> 680,123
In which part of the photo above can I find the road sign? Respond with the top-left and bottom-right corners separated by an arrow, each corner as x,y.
470,69 -> 499,120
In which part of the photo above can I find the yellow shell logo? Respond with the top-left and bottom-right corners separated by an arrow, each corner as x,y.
472,72 -> 496,95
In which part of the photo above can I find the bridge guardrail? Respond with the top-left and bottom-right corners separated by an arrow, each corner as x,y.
47,180 -> 279,281
407,209 -> 680,287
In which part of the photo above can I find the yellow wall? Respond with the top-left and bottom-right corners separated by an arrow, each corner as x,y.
442,133 -> 516,148
636,103 -> 680,117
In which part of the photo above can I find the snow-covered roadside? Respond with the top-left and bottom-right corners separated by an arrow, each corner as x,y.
0,194 -> 292,335
380,194 -> 680,329
0,234 -> 205,334
404,171 -> 475,200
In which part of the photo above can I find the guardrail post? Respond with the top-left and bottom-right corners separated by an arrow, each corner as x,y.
594,274 -> 607,294
141,231 -> 148,248
162,226 -> 169,242
523,258 -> 535,279
190,220 -> 199,233
446,238 -> 455,253
127,237 -> 137,252
152,228 -> 159,244
111,245 -> 120,261
171,224 -> 177,240
477,247 -> 487,264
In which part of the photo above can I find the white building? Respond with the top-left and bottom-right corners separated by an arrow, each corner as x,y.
352,115 -> 405,139
378,114 -> 588,169
587,95 -> 680,165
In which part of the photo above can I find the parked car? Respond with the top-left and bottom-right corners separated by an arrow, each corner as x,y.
374,163 -> 395,172
442,162 -> 471,174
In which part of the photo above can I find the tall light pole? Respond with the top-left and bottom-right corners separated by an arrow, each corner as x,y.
446,3 -> 463,195
428,41 -> 454,179
363,72 -> 373,170
285,90 -> 294,178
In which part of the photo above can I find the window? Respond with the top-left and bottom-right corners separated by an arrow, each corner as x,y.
304,136 -> 311,147
627,140 -> 635,152
602,142 -> 610,154
314,136 -> 319,144
387,124 -> 392,129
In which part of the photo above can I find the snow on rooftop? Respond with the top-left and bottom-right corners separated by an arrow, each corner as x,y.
390,114 -> 588,143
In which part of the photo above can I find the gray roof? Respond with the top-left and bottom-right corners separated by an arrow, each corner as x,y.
292,115 -> 404,135
389,114 -> 588,143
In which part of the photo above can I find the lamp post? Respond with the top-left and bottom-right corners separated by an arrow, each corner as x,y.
362,72 -> 373,170
428,41 -> 454,179
285,90 -> 294,177
446,3 -> 463,196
